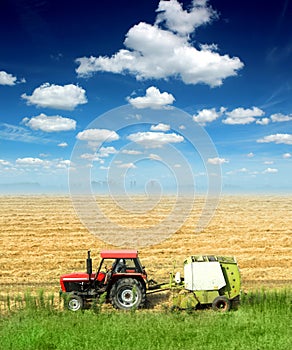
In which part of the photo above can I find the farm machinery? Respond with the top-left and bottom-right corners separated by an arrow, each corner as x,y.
59,250 -> 241,312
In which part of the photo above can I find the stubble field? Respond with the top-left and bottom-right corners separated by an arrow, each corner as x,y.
0,195 -> 291,300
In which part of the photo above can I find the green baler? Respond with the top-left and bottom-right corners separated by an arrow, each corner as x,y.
172,255 -> 241,311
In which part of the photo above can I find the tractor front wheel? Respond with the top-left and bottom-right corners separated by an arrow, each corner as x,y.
110,278 -> 145,310
212,296 -> 231,312
66,294 -> 84,311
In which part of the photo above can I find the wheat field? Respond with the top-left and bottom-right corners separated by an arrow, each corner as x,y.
0,195 -> 291,298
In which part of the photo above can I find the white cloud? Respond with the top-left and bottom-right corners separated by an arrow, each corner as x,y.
223,107 -> 264,125
155,0 -> 217,36
127,87 -> 175,109
121,150 -> 143,155
76,2 -> 243,87
0,70 -> 18,86
226,167 -> 248,175
148,153 -> 162,161
0,159 -> 12,166
16,157 -> 46,166
257,133 -> 292,145
264,161 -> 274,165
76,129 -> 119,143
22,113 -> 76,132
3,157 -> 73,174
150,123 -> 171,131
80,153 -> 100,162
58,142 -> 68,148
56,160 -> 71,168
21,83 -> 87,110
127,131 -> 184,148
117,163 -> 137,169
98,146 -> 117,158
283,153 -> 291,159
270,113 -> 292,122
208,157 -> 229,165
247,152 -> 255,158
263,168 -> 278,174
193,107 -> 225,125
256,117 -> 270,125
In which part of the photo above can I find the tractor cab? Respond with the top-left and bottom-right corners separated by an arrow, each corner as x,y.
97,250 -> 146,281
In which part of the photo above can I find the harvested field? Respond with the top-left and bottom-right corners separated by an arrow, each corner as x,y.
0,195 -> 291,299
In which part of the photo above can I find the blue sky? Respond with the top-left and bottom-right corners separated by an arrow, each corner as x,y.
0,0 -> 292,194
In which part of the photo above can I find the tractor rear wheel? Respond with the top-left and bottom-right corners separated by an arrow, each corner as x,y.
67,294 -> 83,311
212,296 -> 231,312
110,278 -> 145,310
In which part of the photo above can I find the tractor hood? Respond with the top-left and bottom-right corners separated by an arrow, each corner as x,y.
60,272 -> 106,292
61,272 -> 92,282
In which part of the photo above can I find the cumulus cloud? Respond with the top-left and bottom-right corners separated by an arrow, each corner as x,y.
121,150 -> 143,155
127,87 -> 175,109
223,107 -> 265,125
263,167 -> 278,174
14,157 -> 71,171
257,133 -> 292,145
21,83 -> 87,110
155,0 -> 217,36
193,107 -> 225,125
247,152 -> 255,158
270,113 -> 292,122
226,167 -> 248,175
0,70 -> 17,85
80,153 -> 100,162
207,157 -> 229,165
149,153 -> 162,161
58,142 -> 68,148
98,146 -> 117,158
127,131 -> 184,148
117,163 -> 137,169
16,157 -> 46,166
256,117 -> 270,125
0,159 -> 12,166
76,129 -> 119,143
56,160 -> 71,169
150,123 -> 171,131
283,153 -> 291,159
0,70 -> 25,86
22,113 -> 76,132
76,1 -> 243,87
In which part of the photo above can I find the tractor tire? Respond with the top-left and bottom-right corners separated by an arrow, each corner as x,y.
110,278 -> 146,310
212,296 -> 231,312
66,294 -> 84,311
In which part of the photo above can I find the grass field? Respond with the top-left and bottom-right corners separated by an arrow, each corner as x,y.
0,289 -> 291,350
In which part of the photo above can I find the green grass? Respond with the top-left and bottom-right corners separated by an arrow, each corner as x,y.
0,289 -> 291,350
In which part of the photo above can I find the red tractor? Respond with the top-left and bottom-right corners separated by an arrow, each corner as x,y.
60,250 -> 147,311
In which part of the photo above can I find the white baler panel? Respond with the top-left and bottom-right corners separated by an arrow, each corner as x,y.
184,262 -> 226,291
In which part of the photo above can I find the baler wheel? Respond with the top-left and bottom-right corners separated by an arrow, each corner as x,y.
67,294 -> 84,311
212,296 -> 231,312
110,278 -> 145,310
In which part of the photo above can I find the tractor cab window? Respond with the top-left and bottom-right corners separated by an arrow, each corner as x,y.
114,259 -> 126,273
102,257 -> 143,274
123,259 -> 136,272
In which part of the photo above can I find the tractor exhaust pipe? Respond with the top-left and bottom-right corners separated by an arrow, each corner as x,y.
87,250 -> 92,275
